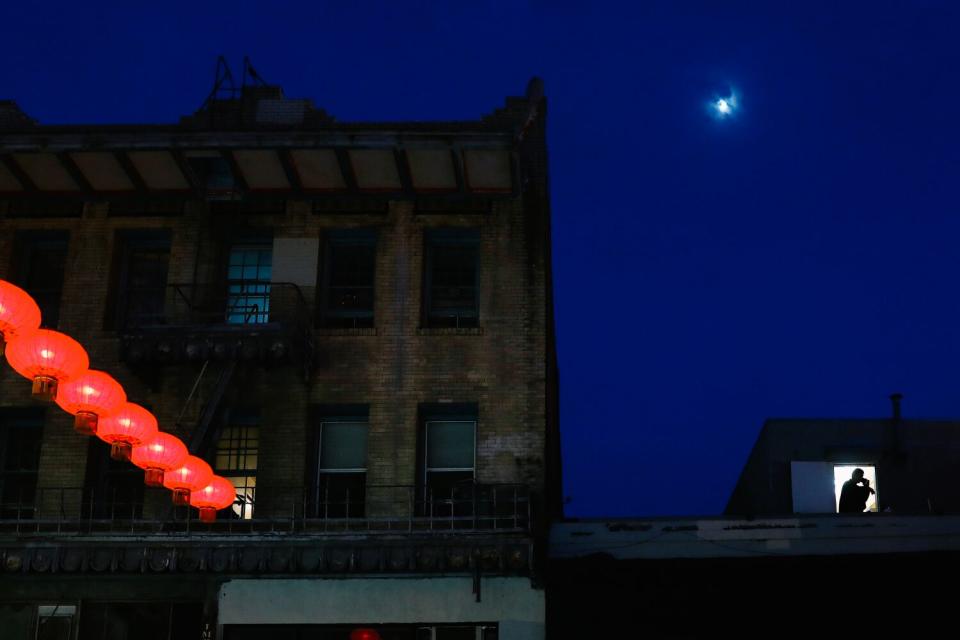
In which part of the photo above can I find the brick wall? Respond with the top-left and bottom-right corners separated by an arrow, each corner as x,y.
0,162 -> 553,520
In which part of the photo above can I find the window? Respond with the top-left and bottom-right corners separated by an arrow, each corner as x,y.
310,407 -> 368,518
834,464 -> 878,514
418,404 -> 477,519
226,241 -> 272,324
83,439 -> 144,519
423,229 -> 479,328
186,151 -> 236,192
215,412 -> 259,519
425,420 -> 476,493
78,602 -> 202,640
109,230 -> 171,328
12,231 -> 68,327
0,408 -> 43,519
36,604 -> 76,640
320,230 -> 376,328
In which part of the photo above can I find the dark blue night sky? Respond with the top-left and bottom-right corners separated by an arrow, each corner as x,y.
5,1 -> 960,517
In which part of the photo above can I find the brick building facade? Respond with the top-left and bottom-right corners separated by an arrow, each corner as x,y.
0,74 -> 558,640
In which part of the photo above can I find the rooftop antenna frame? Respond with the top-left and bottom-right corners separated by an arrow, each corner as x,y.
199,55 -> 269,112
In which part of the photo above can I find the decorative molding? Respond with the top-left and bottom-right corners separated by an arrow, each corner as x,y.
0,537 -> 532,577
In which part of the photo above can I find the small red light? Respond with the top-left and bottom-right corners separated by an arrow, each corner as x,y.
350,629 -> 381,640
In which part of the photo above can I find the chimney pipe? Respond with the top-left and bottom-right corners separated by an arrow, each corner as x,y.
889,393 -> 903,421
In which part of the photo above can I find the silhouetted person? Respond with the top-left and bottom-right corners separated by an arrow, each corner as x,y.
838,468 -> 875,513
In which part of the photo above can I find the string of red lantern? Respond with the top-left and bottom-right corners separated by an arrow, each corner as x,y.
0,277 -> 235,520
55,369 -> 126,435
131,432 -> 188,488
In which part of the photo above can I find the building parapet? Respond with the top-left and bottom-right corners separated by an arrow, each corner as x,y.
551,515 -> 960,560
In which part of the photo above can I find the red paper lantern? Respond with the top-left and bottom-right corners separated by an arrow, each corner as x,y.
163,455 -> 213,506
5,329 -> 89,400
96,402 -> 158,461
0,280 -> 41,356
350,630 -> 382,640
131,433 -> 188,487
189,476 -> 237,523
55,369 -> 127,435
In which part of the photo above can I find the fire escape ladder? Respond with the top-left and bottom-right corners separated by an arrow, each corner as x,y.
188,360 -> 238,455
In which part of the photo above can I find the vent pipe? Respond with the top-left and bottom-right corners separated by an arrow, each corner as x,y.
889,393 -> 903,421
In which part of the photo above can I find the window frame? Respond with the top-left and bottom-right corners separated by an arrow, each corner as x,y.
319,229 -> 378,328
416,403 -> 479,513
82,437 -> 145,520
225,239 -> 273,325
422,228 -> 480,328
308,406 -> 369,519
11,230 -> 69,328
423,420 -> 477,486
214,410 -> 260,520
0,408 -> 44,520
108,229 -> 172,329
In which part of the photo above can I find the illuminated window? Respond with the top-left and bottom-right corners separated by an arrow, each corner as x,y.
226,243 -> 272,324
215,416 -> 258,519
834,465 -> 878,513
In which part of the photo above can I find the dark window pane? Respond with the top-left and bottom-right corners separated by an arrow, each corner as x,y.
322,234 -> 376,327
0,604 -> 34,640
437,627 -> 481,640
83,440 -> 143,519
79,603 -> 201,640
319,422 -> 368,471
187,156 -> 235,190
168,604 -> 204,640
316,472 -> 366,518
426,421 -> 474,470
36,616 -> 72,640
15,233 -> 68,327
117,233 -> 171,327
0,410 -> 43,519
425,230 -> 479,328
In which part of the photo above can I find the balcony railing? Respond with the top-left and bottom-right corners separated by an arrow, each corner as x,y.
119,281 -> 308,331
0,484 -> 532,536
118,282 -> 314,375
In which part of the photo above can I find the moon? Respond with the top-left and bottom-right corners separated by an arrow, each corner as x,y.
710,92 -> 738,119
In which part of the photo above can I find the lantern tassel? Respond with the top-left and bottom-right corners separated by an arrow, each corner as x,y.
144,468 -> 165,487
110,441 -> 133,461
73,411 -> 98,436
32,375 -> 58,401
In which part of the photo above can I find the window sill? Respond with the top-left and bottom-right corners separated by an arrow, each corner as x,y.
315,327 -> 378,337
417,326 -> 484,336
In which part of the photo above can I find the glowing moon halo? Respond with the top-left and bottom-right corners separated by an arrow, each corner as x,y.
710,92 -> 738,119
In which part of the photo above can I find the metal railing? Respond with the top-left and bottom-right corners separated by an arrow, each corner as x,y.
0,483 -> 532,536
119,281 -> 310,331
